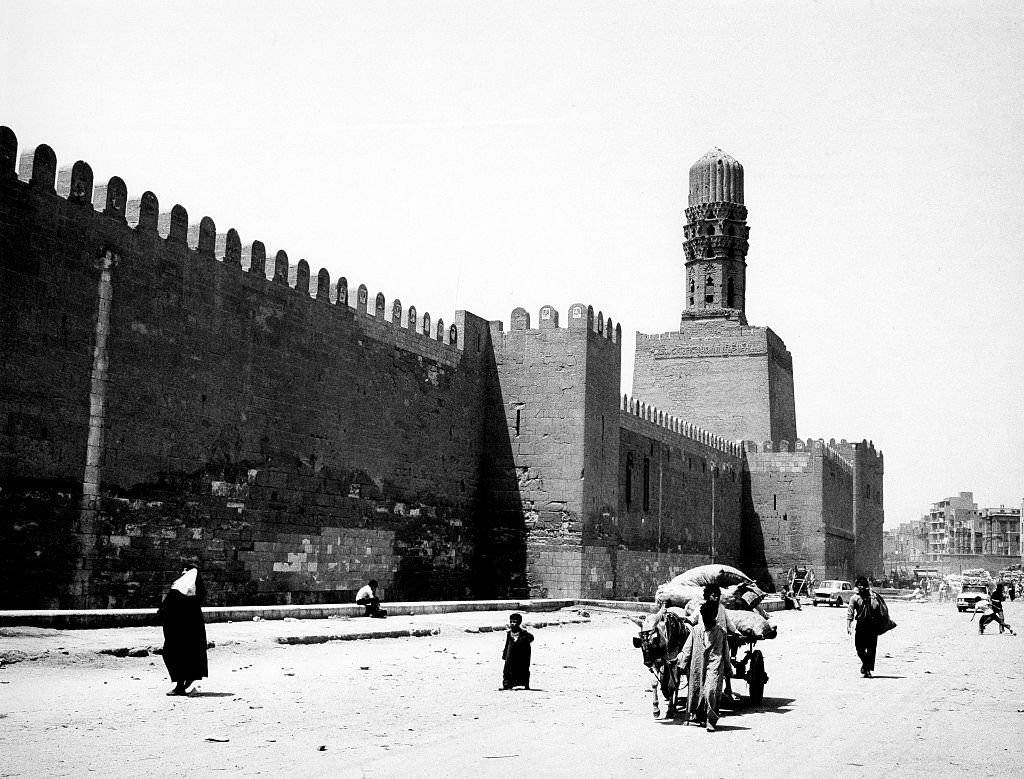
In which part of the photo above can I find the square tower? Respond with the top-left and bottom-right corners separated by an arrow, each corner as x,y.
633,321 -> 796,443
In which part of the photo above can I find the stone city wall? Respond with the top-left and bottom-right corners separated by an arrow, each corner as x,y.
611,398 -> 745,596
743,439 -> 855,589
0,131 -> 495,608
488,304 -> 621,598
837,439 -> 885,579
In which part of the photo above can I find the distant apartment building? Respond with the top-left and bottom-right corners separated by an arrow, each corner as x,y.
929,492 -> 981,556
887,492 -> 1022,574
980,505 -> 1021,557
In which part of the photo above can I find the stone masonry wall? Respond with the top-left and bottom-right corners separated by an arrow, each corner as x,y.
0,133 -> 494,608
489,304 -> 621,598
743,440 -> 855,590
612,403 -> 745,597
578,305 -> 623,597
632,319 -> 797,443
765,329 -> 798,443
838,439 -> 885,579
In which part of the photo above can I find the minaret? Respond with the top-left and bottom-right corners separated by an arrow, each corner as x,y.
682,149 -> 748,326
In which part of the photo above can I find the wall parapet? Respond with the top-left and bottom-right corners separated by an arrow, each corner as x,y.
742,438 -> 854,473
492,304 -> 621,344
620,394 -> 742,457
3,128 -> 467,362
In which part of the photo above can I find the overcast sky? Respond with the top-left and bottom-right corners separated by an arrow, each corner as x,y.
3,1 -> 1022,529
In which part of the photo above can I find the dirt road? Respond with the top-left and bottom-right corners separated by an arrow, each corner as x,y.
1,599 -> 1022,777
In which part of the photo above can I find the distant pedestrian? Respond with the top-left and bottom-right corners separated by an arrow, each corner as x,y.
158,566 -> 208,696
847,576 -> 882,678
1009,582 -> 1017,602
937,580 -> 949,603
355,579 -> 387,618
978,583 -> 1016,636
501,613 -> 534,690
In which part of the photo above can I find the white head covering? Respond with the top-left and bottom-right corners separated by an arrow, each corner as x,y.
170,567 -> 198,597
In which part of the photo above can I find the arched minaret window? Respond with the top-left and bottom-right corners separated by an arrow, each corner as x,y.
704,245 -> 714,258
705,275 -> 714,287
727,277 -> 735,307
689,277 -> 695,294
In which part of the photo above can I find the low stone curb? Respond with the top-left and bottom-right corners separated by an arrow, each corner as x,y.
464,617 -> 591,633
276,628 -> 441,645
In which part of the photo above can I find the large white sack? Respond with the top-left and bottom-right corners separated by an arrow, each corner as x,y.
670,564 -> 754,589
727,609 -> 777,640
655,582 -> 703,607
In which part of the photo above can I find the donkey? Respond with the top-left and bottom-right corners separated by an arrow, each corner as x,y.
632,606 -> 691,718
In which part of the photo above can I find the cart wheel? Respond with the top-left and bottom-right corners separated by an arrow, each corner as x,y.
747,650 -> 766,705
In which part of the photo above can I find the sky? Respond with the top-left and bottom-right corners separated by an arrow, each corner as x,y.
3,1 -> 1022,529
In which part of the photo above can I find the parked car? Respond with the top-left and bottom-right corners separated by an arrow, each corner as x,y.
956,584 -> 990,612
812,580 -> 855,607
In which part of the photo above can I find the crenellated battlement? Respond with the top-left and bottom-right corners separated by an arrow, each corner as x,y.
490,304 -> 621,344
835,437 -> 884,463
3,128 -> 467,361
620,394 -> 742,458
743,438 -> 854,474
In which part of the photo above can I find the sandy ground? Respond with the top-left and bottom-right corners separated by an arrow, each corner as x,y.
1,599 -> 1022,778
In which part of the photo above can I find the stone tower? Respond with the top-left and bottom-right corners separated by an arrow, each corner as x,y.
632,149 -> 797,443
682,149 -> 749,325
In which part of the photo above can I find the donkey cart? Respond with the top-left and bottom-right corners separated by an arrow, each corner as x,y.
728,635 -> 768,704
633,611 -> 770,718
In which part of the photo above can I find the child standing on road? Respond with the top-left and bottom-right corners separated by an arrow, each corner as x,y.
501,613 -> 534,690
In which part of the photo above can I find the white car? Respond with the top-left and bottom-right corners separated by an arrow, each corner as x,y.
812,580 -> 855,607
956,584 -> 989,613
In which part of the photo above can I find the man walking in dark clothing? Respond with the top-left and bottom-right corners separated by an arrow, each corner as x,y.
847,577 -> 878,678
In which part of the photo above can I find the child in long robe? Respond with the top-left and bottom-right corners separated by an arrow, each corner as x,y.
501,613 -> 534,690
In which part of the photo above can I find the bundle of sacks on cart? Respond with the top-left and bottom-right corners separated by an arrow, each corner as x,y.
998,566 -> 1024,590
946,568 -> 995,590
655,564 -> 777,641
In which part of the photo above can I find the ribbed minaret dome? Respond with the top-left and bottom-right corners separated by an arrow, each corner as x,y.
688,148 -> 744,206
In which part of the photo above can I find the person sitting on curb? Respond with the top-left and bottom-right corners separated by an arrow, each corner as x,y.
355,579 -> 387,618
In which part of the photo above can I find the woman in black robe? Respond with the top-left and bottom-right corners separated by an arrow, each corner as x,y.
158,566 -> 208,696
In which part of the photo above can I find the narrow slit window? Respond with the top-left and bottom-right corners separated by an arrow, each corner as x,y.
625,453 -> 634,509
643,457 -> 651,511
